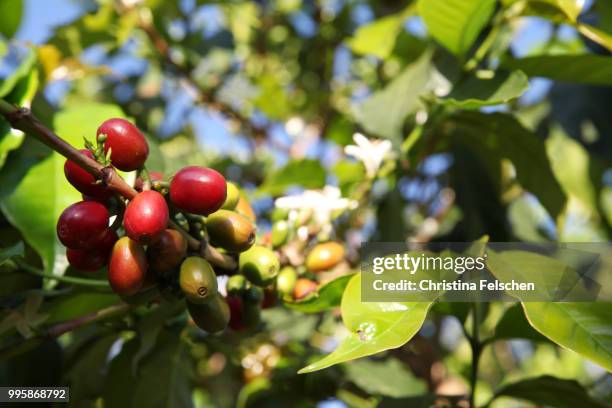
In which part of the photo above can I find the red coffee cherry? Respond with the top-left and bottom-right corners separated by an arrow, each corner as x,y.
108,236 -> 147,296
66,227 -> 117,272
227,296 -> 246,331
64,149 -> 112,200
57,201 -> 109,249
169,166 -> 226,216
147,229 -> 188,273
67,248 -> 107,272
124,190 -> 169,244
135,171 -> 164,192
97,118 -> 149,171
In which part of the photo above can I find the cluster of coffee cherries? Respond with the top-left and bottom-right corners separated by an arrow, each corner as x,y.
56,117 -> 281,333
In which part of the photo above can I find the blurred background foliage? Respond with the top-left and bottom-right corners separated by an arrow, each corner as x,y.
0,0 -> 611,407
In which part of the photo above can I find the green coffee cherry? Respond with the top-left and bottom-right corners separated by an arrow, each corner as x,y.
187,294 -> 230,333
244,285 -> 264,304
227,274 -> 248,296
179,257 -> 218,304
271,220 -> 290,248
222,182 -> 240,210
276,266 -> 298,295
206,210 -> 256,253
239,245 -> 280,287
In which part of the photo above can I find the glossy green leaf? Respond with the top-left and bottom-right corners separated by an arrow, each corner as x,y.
344,358 -> 427,398
346,8 -> 411,59
259,159 -> 326,195
503,54 -> 612,85
493,304 -> 548,342
0,103 -> 125,286
522,302 -> 612,372
418,0 -> 496,56
354,50 -> 432,142
298,274 -> 431,373
131,303 -> 184,373
440,70 -> 529,109
546,128 -> 603,215
43,291 -> 119,324
448,111 -> 566,221
285,273 -> 353,313
491,375 -> 609,408
0,0 -> 23,39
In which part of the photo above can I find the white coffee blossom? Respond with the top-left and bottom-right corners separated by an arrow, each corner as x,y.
344,133 -> 392,178
275,186 -> 357,225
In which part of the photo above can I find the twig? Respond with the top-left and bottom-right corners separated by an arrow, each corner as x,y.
0,99 -> 237,270
14,259 -> 111,289
0,303 -> 130,360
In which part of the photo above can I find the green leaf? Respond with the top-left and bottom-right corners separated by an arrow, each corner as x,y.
418,0 -> 496,56
503,0 -> 583,22
354,50 -> 432,142
64,334 -> 117,403
0,0 -> 23,39
333,160 -> 365,196
487,250 -> 591,301
522,302 -> 612,372
252,74 -> 291,120
132,303 -> 184,373
493,304 -> 549,342
43,291 -> 119,324
448,111 -> 566,221
0,241 -> 24,265
285,273 -> 353,313
344,358 -> 427,398
298,274 -> 431,373
546,128 -> 604,216
346,8 -> 412,59
105,329 -> 193,408
259,159 -> 326,195
503,54 -> 612,86
0,103 -> 126,286
491,375 -> 609,408
440,70 -> 529,109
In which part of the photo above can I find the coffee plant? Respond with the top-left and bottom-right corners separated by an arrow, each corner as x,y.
0,0 -> 611,407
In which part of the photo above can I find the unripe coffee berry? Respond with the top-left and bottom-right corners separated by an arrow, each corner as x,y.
169,166 -> 226,216
57,201 -> 109,249
124,190 -> 169,244
187,294 -> 230,333
305,242 -> 345,273
239,245 -> 280,287
97,118 -> 149,171
64,149 -> 112,200
179,257 -> 218,304
206,210 -> 256,253
221,182 -> 240,210
108,237 -> 147,296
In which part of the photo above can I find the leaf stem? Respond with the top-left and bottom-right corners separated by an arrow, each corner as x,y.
469,303 -> 483,407
14,259 -> 112,289
0,303 -> 130,360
